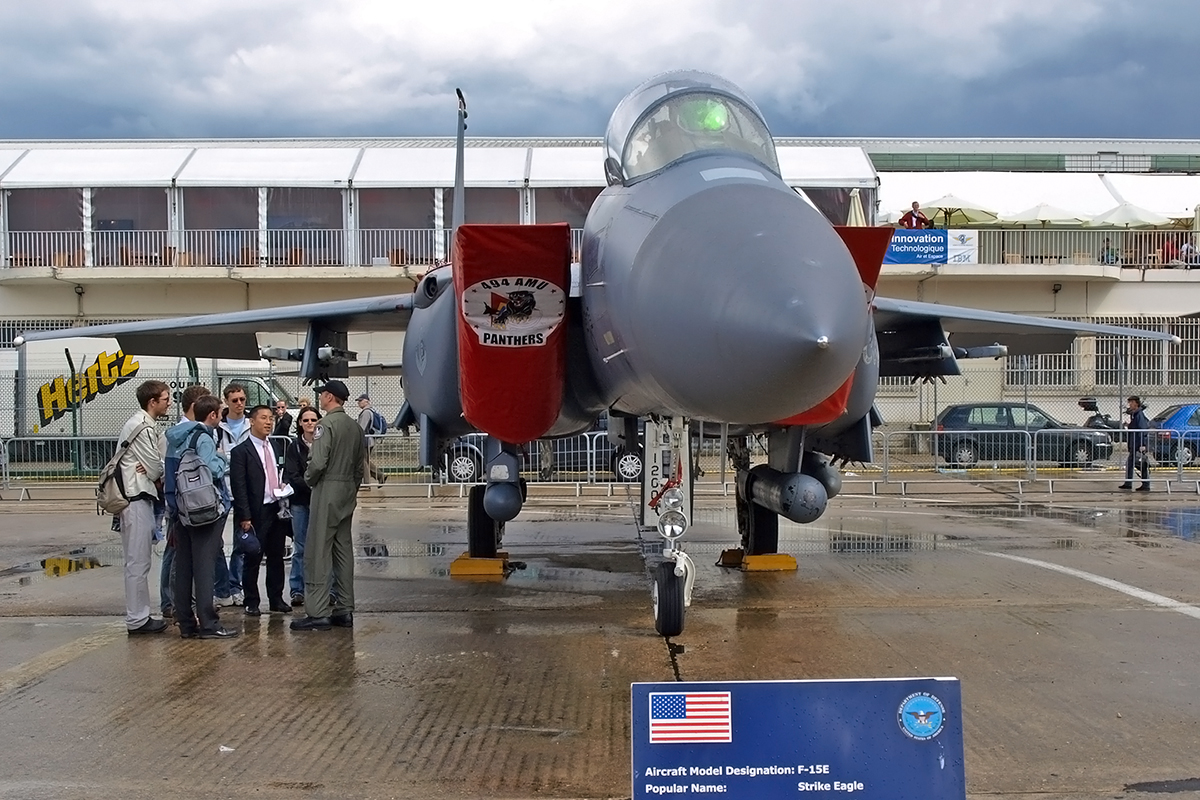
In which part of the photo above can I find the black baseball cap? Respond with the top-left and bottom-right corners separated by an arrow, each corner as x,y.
316,380 -> 350,401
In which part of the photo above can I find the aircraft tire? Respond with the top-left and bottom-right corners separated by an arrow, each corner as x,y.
652,561 -> 685,638
745,501 -> 779,555
467,485 -> 499,559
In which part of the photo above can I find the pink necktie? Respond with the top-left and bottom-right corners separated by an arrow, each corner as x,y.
261,440 -> 279,496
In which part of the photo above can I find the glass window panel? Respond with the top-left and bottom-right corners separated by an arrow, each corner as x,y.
92,188 -> 167,231
968,406 -> 1004,426
7,189 -> 81,231
183,188 -> 258,229
358,188 -> 434,229
445,188 -> 519,224
800,188 -> 849,226
533,187 -> 602,228
359,189 -> 440,265
266,188 -> 342,229
1011,407 -> 1049,428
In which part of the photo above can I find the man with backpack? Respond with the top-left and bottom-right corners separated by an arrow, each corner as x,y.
355,393 -> 388,485
114,380 -> 171,635
165,394 -> 239,639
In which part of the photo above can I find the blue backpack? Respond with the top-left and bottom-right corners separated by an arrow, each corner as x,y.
368,409 -> 388,435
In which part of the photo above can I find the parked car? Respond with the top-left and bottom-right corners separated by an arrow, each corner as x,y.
934,402 -> 1114,466
444,415 -> 643,483
1149,403 -> 1200,464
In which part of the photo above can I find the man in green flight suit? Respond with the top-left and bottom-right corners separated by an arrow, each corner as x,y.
291,379 -> 366,631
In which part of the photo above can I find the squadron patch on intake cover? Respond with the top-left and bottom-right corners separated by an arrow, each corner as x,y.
462,277 -> 565,347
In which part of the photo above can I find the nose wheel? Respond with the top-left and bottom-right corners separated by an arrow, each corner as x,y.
652,550 -> 693,638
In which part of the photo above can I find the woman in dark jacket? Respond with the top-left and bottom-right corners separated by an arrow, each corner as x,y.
283,407 -> 320,605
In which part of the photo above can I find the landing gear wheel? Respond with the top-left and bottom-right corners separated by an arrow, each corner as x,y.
467,484 -> 500,558
652,561 -> 685,638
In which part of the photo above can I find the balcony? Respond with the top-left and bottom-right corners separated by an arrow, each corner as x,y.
4,227 -> 587,275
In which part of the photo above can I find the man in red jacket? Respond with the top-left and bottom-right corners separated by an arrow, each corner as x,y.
899,201 -> 931,229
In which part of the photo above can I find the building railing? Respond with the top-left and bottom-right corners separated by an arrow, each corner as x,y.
12,226 -> 1198,271
977,229 -> 1198,268
4,228 -> 573,269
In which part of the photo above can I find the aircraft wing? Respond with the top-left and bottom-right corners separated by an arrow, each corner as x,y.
873,296 -> 1180,377
16,294 -> 414,361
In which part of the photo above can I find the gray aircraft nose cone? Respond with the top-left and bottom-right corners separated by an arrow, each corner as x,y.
625,182 -> 869,423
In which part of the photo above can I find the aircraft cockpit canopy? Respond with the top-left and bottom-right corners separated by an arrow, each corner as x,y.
604,71 -> 779,185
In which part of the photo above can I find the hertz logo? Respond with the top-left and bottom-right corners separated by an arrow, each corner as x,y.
36,351 -> 140,428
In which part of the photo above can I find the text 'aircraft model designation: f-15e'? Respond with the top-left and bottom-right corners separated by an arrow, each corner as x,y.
19,71 -> 1179,637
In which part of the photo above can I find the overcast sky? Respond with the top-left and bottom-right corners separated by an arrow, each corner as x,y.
0,0 -> 1196,141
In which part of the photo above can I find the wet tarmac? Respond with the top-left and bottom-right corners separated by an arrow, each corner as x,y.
3,491 -> 1200,799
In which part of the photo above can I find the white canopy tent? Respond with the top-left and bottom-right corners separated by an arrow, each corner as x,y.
777,147 -> 877,189
1103,174 -> 1200,220
176,148 -> 361,188
1001,203 -> 1085,225
2,148 -> 192,188
878,172 -> 1118,221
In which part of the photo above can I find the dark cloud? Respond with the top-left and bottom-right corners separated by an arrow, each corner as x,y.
0,1 -> 1195,139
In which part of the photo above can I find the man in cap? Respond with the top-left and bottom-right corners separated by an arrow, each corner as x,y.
291,379 -> 366,631
356,393 -> 387,485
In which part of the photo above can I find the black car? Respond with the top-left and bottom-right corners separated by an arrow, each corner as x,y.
444,416 -> 643,483
934,402 -> 1114,466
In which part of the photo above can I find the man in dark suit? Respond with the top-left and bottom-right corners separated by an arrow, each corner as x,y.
230,404 -> 292,615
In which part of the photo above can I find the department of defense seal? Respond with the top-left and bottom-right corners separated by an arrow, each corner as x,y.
898,692 -> 946,741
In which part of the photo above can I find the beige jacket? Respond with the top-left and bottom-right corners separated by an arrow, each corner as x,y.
117,409 -> 163,501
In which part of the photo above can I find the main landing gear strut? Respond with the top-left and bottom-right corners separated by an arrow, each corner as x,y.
451,438 -> 526,579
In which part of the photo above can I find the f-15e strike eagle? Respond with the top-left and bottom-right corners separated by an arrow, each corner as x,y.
19,71 -> 1178,637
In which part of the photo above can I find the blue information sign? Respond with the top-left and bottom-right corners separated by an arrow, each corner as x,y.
884,229 -> 948,264
631,678 -> 964,800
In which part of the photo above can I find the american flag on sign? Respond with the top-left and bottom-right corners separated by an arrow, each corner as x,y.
648,692 -> 732,743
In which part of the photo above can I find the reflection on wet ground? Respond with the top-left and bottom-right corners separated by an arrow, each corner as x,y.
953,501 -> 1200,545
7,495 -> 1200,799
0,545 -> 120,586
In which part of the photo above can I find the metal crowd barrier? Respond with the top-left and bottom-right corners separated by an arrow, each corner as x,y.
5,429 -> 1200,493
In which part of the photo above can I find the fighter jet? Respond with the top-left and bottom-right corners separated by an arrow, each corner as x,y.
17,70 -> 1179,637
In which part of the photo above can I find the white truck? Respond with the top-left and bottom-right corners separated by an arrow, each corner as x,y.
7,337 -> 297,471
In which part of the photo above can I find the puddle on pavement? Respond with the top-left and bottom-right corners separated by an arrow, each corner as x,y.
0,545 -> 122,587
953,502 -> 1200,545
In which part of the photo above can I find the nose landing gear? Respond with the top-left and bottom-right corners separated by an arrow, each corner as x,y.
644,417 -> 695,637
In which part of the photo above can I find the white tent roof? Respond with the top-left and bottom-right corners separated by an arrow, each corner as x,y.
354,147 -> 530,188
527,147 -> 606,187
1,148 -> 193,188
778,146 -> 876,188
175,147 -> 360,187
1103,174 -> 1200,219
0,149 -> 27,181
879,171 -> 1117,219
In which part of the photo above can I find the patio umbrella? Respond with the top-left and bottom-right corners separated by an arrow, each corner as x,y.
1085,202 -> 1171,229
845,188 -> 868,226
1000,203 -> 1085,226
920,194 -> 998,227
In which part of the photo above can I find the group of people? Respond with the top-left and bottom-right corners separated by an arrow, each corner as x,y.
114,378 -> 367,639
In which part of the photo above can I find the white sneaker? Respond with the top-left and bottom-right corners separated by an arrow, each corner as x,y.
232,592 -> 245,606
215,595 -> 235,607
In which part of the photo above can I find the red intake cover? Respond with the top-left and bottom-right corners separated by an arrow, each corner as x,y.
454,224 -> 571,444
833,226 -> 894,291
774,373 -> 855,426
